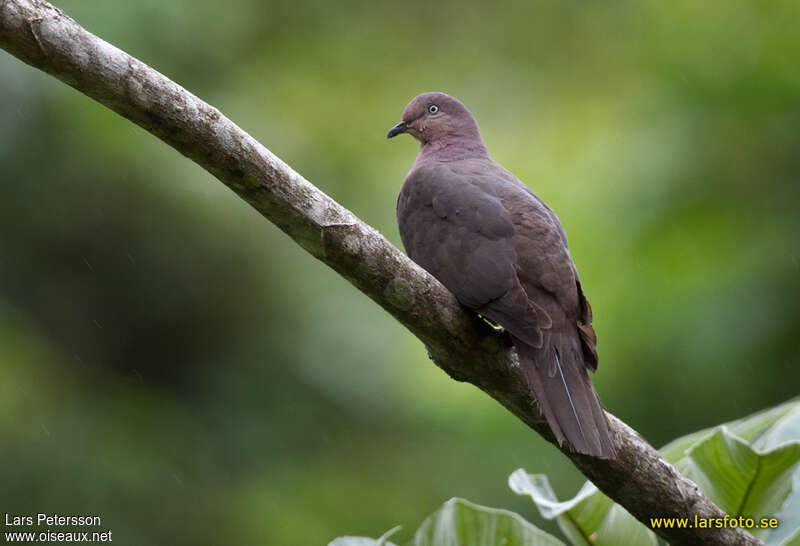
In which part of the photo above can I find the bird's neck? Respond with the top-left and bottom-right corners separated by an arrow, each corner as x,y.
417,136 -> 490,162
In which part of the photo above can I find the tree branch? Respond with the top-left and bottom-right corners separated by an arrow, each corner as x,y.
0,1 -> 762,544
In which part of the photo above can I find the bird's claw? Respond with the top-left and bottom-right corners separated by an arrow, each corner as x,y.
478,314 -> 505,334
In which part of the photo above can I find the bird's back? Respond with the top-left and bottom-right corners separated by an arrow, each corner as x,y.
398,156 -> 580,324
397,156 -> 611,457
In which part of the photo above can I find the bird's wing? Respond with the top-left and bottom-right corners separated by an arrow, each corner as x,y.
397,161 -> 549,348
486,171 -> 610,455
398,160 -> 612,456
491,174 -> 599,371
420,160 -> 598,371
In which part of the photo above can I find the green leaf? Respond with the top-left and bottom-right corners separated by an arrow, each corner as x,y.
409,498 -> 566,546
783,530 -> 800,546
771,471 -> 800,546
684,427 -> 800,519
752,404 -> 800,452
508,470 -> 661,546
511,398 -> 800,546
333,400 -> 800,546
329,500 -> 564,546
658,398 -> 800,463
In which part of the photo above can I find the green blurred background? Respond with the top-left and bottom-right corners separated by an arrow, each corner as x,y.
1,0 -> 798,543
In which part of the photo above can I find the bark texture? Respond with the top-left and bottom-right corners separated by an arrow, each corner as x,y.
0,1 -> 763,544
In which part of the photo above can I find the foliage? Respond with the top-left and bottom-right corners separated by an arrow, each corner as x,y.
334,400 -> 800,545
332,498 -> 565,546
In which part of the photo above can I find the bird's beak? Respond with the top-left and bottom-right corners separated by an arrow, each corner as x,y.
387,121 -> 407,139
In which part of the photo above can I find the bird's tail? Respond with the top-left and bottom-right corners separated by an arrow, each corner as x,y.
514,333 -> 615,458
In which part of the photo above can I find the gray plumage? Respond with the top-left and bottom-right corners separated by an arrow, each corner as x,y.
389,92 -> 614,458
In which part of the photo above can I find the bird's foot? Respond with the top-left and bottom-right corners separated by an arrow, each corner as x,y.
477,314 -> 505,334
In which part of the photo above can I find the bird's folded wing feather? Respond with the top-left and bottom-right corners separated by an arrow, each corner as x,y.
397,162 -> 549,348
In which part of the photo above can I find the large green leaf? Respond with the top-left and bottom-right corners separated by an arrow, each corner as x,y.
409,498 -> 565,546
509,470 -> 663,546
332,400 -> 800,546
684,427 -> 800,521
769,471 -> 800,546
329,498 -> 565,546
511,398 -> 800,546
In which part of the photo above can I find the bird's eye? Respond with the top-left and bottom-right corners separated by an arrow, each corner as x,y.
428,104 -> 439,114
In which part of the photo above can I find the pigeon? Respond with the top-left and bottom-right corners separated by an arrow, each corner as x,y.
388,92 -> 615,458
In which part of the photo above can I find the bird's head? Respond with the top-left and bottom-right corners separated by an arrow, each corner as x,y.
387,92 -> 482,146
